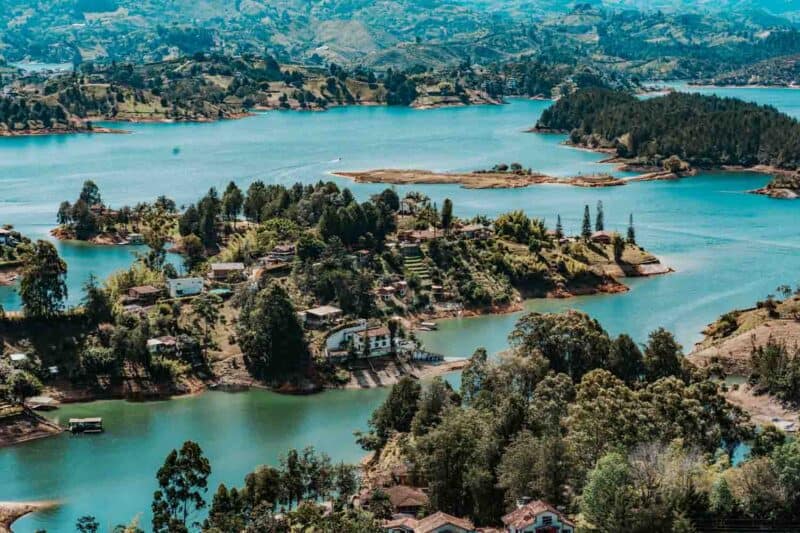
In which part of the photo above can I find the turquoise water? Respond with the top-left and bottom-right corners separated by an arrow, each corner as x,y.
0,92 -> 797,531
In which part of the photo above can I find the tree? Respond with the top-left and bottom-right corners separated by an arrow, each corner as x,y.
357,377 -> 421,450
612,233 -> 624,262
76,516 -> 100,533
608,334 -> 644,385
192,293 -> 223,359
581,452 -> 635,532
57,201 -> 73,225
244,181 -> 268,222
709,477 -> 735,518
179,205 -> 200,237
152,440 -> 211,533
555,214 -> 563,239
19,240 -> 68,318
441,198 -> 453,235
79,179 -> 102,206
509,310 -> 611,381
182,234 -> 205,273
627,213 -> 636,245
237,283 -> 310,379
751,424 -> 787,457
595,200 -> 604,231
643,328 -> 683,381
82,273 -> 112,324
581,205 -> 592,239
8,371 -> 43,402
411,377 -> 457,436
497,430 -> 568,506
222,181 -> 244,228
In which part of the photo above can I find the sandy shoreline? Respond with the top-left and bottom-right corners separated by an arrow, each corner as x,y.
0,501 -> 58,533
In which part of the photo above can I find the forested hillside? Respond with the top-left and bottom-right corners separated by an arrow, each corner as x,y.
537,88 -> 800,169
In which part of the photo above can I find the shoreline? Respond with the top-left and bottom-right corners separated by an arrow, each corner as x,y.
0,501 -> 59,533
0,97 -> 503,138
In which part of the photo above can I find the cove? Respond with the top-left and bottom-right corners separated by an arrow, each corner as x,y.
0,90 -> 798,531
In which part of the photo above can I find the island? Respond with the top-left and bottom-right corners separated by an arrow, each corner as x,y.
1,179 -> 668,446
0,227 -> 30,287
533,88 -> 800,198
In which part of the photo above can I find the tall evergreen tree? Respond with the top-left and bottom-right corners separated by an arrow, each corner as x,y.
441,198 -> 453,235
595,200 -> 604,231
627,213 -> 636,244
581,205 -> 592,239
221,181 -> 244,228
555,214 -> 563,239
152,441 -> 211,533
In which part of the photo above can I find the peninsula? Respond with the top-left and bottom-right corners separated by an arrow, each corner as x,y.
1,180 -> 668,447
689,288 -> 800,428
533,88 -> 800,197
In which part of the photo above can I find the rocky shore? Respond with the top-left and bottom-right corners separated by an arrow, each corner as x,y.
0,501 -> 59,533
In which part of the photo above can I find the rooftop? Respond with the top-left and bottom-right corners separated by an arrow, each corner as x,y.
502,500 -> 574,529
129,285 -> 161,294
305,305 -> 343,317
210,262 -> 245,270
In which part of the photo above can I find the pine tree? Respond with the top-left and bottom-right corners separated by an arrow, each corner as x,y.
595,200 -> 604,231
627,213 -> 636,245
555,214 -> 563,239
581,205 -> 592,240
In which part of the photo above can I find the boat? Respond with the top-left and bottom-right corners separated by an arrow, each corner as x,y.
68,417 -> 103,434
420,321 -> 438,330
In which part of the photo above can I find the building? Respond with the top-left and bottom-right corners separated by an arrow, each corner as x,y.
393,280 -> 408,297
325,323 -> 392,360
501,500 -> 575,533
378,286 -> 397,302
304,305 -> 344,328
399,242 -> 421,257
8,353 -> 28,365
127,233 -> 144,245
383,511 -> 475,533
208,262 -> 245,281
147,336 -> 178,355
590,231 -> 613,245
383,486 -> 429,516
456,223 -> 493,240
127,285 -> 162,304
267,244 -> 296,263
167,277 -> 204,298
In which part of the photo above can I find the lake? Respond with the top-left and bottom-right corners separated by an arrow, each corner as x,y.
0,90 -> 797,531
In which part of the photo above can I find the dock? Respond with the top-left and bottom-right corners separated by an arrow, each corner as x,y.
68,418 -> 103,434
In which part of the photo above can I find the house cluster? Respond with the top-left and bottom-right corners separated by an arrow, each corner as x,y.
377,280 -> 408,302
366,487 -> 574,533
255,244 -> 296,276
395,223 -> 493,244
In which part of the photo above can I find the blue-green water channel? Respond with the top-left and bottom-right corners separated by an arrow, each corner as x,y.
0,91 -> 797,531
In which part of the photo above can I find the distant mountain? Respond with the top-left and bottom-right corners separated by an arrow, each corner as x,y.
1,0 -> 799,80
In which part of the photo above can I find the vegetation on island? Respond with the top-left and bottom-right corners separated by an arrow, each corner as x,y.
1,178 -> 663,409
537,88 -> 800,172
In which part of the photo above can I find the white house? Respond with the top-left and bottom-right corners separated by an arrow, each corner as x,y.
167,277 -> 204,298
502,500 -> 575,533
325,322 -> 392,360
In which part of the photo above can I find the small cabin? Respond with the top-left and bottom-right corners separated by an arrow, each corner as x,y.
127,285 -> 162,304
502,499 -> 575,533
147,336 -> 178,355
69,417 -> 103,433
127,233 -> 144,245
208,262 -> 245,281
304,305 -> 343,328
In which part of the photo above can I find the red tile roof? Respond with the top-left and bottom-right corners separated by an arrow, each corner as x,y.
501,500 -> 574,529
414,511 -> 474,532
